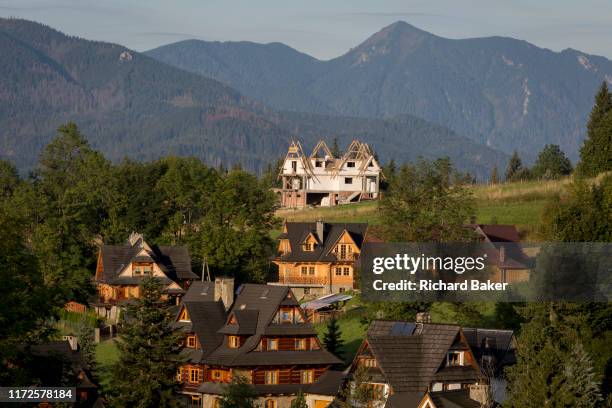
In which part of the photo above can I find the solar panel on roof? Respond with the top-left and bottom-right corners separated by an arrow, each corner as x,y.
390,322 -> 416,336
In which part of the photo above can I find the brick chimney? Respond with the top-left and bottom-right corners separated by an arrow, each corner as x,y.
316,220 -> 325,243
214,277 -> 234,310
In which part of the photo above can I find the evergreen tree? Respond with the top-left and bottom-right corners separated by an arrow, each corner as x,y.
379,158 -> 475,242
0,160 -> 20,199
561,343 -> 603,407
532,144 -> 572,179
76,318 -> 97,373
290,390 -> 308,408
219,375 -> 258,408
108,277 -> 184,408
577,82 -> 612,177
505,151 -> 524,181
489,165 -> 499,184
323,317 -> 344,360
340,365 -> 385,407
331,137 -> 340,157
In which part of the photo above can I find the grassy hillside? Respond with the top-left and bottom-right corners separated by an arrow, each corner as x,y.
275,177 -> 575,239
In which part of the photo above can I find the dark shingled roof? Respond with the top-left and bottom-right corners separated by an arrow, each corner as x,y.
365,321 -> 480,395
203,284 -> 341,367
98,236 -> 197,284
274,222 -> 368,263
29,341 -> 97,390
178,301 -> 226,360
219,310 -> 259,335
462,327 -> 515,370
183,281 -> 215,302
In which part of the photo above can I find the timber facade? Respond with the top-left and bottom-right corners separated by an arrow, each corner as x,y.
271,221 -> 372,297
93,232 -> 198,319
175,279 -> 344,408
277,139 -> 383,208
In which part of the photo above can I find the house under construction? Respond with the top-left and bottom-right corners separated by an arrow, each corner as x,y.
277,140 -> 383,208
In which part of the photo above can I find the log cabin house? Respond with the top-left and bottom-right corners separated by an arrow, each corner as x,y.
348,320 -> 515,408
271,221 -> 374,297
175,278 -> 344,408
469,224 -> 532,283
93,233 -> 198,319
276,140 -> 383,208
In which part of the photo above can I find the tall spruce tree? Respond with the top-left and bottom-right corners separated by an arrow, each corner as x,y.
323,317 -> 344,360
577,82 -> 612,177
505,151 -> 524,181
108,277 -> 184,407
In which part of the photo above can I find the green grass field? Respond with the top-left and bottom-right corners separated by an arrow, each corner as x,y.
96,339 -> 119,388
274,177 -> 572,239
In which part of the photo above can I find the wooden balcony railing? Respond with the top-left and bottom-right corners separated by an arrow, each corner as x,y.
277,275 -> 327,285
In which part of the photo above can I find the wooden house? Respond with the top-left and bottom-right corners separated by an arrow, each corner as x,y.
93,233 -> 198,317
277,140 -> 383,208
347,320 -> 516,408
175,279 -> 344,408
271,221 -> 373,297
469,224 -> 532,283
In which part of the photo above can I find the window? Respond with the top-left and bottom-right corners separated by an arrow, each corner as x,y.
340,245 -> 347,259
344,177 -> 353,184
339,287 -> 346,293
308,266 -> 315,275
212,370 -> 223,381
347,161 -> 355,168
335,267 -> 342,276
303,243 -> 312,251
343,267 -> 350,276
301,369 -> 314,384
189,368 -> 200,383
176,368 -> 182,382
178,308 -> 190,322
291,161 -> 297,171
315,160 -> 322,168
133,266 -> 142,275
301,266 -> 308,275
281,309 -> 293,323
295,338 -> 307,350
187,336 -> 197,348
303,287 -> 310,295
265,370 -> 279,385
143,265 -> 152,275
362,358 -> 377,367
265,400 -> 277,408
267,338 -> 278,351
190,395 -> 202,408
228,336 -> 240,349
447,351 -> 464,367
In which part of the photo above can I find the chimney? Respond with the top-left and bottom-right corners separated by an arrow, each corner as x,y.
215,277 -> 235,310
316,220 -> 325,243
416,312 -> 431,323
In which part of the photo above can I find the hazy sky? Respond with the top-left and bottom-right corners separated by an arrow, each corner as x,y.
1,0 -> 611,60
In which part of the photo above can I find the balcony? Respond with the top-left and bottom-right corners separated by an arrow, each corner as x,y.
277,275 -> 327,286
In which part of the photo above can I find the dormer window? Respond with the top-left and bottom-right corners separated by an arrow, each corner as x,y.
228,336 -> 240,349
186,335 -> 197,348
362,357 -> 377,367
300,369 -> 314,384
303,243 -> 312,251
178,308 -> 190,322
447,351 -> 464,367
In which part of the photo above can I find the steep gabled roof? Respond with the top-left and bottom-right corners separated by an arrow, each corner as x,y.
98,236 -> 197,283
365,322 -> 463,393
176,301 -> 226,360
275,222 -> 368,263
204,284 -> 340,367
183,281 -> 216,302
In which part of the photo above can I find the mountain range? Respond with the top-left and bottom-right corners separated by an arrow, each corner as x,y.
0,18 -> 507,178
147,21 -> 612,161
